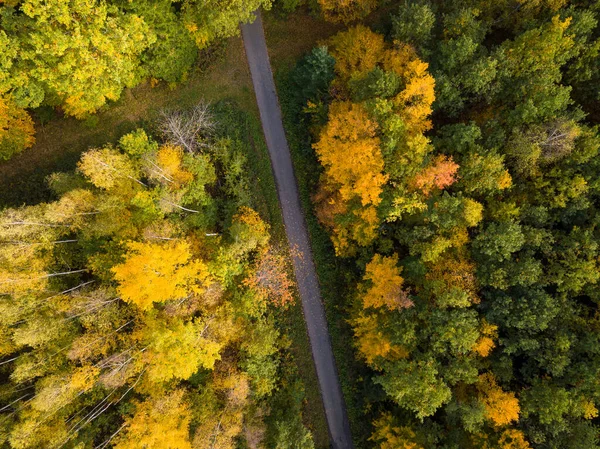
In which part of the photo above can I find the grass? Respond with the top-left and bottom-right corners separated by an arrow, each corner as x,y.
0,15 -> 331,448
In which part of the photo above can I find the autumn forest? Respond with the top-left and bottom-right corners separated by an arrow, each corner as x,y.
1,0 -> 600,448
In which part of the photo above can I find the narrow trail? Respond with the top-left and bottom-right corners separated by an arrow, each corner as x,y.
241,11 -> 354,449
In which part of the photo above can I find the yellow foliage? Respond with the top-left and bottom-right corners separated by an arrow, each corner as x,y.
318,0 -> 378,24
382,44 -> 420,79
463,198 -> 484,227
472,320 -> 498,357
314,101 -> 387,206
155,144 -> 194,188
370,413 -> 424,449
350,205 -> 380,245
141,318 -> 222,383
114,389 -> 192,449
362,254 -> 412,310
0,95 -> 35,160
112,241 -> 209,310
352,313 -> 407,367
77,147 -> 141,193
498,429 -> 532,449
580,399 -> 599,419
384,47 -> 436,134
329,25 -> 386,79
327,204 -> 380,257
477,373 -> 520,426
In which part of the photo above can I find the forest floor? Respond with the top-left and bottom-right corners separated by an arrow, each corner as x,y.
0,8 -> 342,449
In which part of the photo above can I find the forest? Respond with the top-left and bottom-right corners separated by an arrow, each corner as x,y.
1,0 -> 600,448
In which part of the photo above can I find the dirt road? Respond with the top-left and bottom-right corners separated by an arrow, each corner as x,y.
241,11 -> 354,449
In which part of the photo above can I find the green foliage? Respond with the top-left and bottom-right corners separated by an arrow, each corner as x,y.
391,1 -> 435,52
292,1 -> 600,447
121,0 -> 198,83
292,46 -> 336,104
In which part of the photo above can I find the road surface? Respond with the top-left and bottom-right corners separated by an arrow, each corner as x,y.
241,11 -> 354,449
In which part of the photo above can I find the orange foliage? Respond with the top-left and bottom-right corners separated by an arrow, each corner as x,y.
328,25 -> 386,80
362,254 -> 412,310
314,101 -> 387,206
245,249 -> 295,308
410,155 -> 459,196
312,176 -> 348,230
318,0 -> 378,24
477,373 -> 520,426
426,256 -> 480,304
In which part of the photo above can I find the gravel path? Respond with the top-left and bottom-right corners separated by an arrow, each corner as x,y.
241,11 -> 354,449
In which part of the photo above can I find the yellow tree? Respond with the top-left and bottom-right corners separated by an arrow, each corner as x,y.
361,254 -> 412,310
0,95 -> 35,160
380,44 -> 436,135
313,101 -> 387,255
148,144 -> 194,189
111,240 -> 209,310
314,101 -> 387,207
477,373 -> 521,426
114,389 -> 192,449
140,317 -> 222,383
351,313 -> 407,367
498,429 -> 532,449
3,0 -> 152,118
192,366 -> 250,449
328,25 -> 386,80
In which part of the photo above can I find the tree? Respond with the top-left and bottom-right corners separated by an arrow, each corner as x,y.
391,1 -> 435,52
317,0 -> 378,24
361,253 -> 412,310
328,25 -> 386,80
0,94 -> 35,160
409,155 -> 459,196
375,359 -> 452,419
314,101 -> 387,207
292,46 -> 336,104
121,0 -> 198,83
181,0 -> 271,49
1,0 -> 152,117
245,248 -> 295,308
370,413 -> 424,449
111,240 -> 209,310
477,373 -> 520,427
114,389 -> 192,449
141,318 -> 222,382
351,313 -> 407,367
